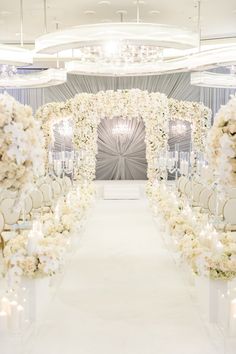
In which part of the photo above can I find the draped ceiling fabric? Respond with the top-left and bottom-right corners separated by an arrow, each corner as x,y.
96,118 -> 147,180
1,71 -> 235,179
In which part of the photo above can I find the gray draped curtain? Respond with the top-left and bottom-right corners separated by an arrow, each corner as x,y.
96,118 -> 147,180
1,72 -> 235,117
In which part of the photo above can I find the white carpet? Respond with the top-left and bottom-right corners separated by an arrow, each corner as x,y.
31,199 -> 219,354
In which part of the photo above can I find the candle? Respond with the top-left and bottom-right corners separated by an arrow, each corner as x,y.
231,299 -> 236,319
215,241 -> 224,254
1,297 -> 11,315
0,311 -> 8,333
190,151 -> 195,165
175,151 -> 178,161
17,305 -> 24,330
9,301 -> 18,332
55,204 -> 60,223
68,159 -> 73,172
27,231 -> 36,255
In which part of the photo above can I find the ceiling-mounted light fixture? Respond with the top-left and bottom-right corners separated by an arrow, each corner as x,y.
191,71 -> 236,88
0,0 -> 67,88
0,45 -> 32,66
0,68 -> 67,88
35,0 -> 198,76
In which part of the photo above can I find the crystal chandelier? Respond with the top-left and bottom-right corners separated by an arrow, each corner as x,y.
171,122 -> 187,136
0,65 -> 17,79
57,120 -> 73,137
112,122 -> 131,136
66,42 -> 163,66
0,0 -> 66,89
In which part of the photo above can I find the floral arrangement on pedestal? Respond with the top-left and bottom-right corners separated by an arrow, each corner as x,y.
0,93 -> 45,196
4,231 -> 67,281
148,182 -> 236,280
207,94 -> 236,186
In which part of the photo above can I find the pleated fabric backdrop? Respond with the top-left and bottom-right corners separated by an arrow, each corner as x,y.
96,118 -> 147,180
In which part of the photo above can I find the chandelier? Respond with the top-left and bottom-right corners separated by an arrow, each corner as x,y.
0,44 -> 32,67
171,122 -> 187,136
36,0 -> 198,77
57,120 -> 73,137
112,122 -> 131,136
0,65 -> 17,79
66,42 -> 163,66
0,0 -> 65,89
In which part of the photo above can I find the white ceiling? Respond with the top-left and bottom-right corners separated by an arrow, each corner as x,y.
0,0 -> 236,45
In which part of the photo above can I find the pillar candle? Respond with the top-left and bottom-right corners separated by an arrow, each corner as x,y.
1,297 -> 11,315
27,232 -> 36,255
231,299 -> 236,319
17,305 -> 24,331
0,311 -> 8,332
9,301 -> 18,332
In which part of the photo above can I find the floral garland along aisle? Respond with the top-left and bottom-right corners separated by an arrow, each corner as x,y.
0,93 -> 95,285
36,89 -> 211,184
0,93 -> 45,197
207,94 -> 236,186
147,182 -> 236,281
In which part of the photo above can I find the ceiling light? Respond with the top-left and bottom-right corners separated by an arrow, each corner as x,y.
0,68 -> 67,88
191,71 -> 236,88
149,10 -> 160,15
35,23 -> 198,54
98,1 -> 111,5
0,45 -> 32,66
84,10 -> 96,15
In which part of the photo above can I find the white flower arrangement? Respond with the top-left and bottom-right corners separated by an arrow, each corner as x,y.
4,233 -> 67,281
147,182 -> 236,280
2,179 -> 94,282
207,94 -> 236,186
0,93 -> 45,196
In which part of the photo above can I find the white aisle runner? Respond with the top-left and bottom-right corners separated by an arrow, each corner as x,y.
31,200 -> 218,354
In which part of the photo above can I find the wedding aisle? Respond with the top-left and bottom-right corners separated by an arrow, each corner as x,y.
30,199 -> 219,354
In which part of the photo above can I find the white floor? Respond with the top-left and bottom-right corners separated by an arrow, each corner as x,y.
31,198 -> 219,354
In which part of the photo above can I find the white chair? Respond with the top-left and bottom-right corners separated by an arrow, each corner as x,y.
223,198 -> 236,226
177,176 -> 185,191
192,183 -> 204,205
184,180 -> 192,198
30,189 -> 44,209
198,188 -> 212,211
0,198 -> 21,225
24,196 -> 33,215
51,180 -> 62,198
208,191 -> 225,216
179,177 -> 188,194
39,183 -> 53,207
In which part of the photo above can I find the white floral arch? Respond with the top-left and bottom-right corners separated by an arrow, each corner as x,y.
36,89 -> 211,183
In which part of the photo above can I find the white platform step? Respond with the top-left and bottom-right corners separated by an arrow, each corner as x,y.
103,184 -> 140,200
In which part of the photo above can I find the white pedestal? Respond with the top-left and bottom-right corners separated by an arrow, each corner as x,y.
21,277 -> 52,324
